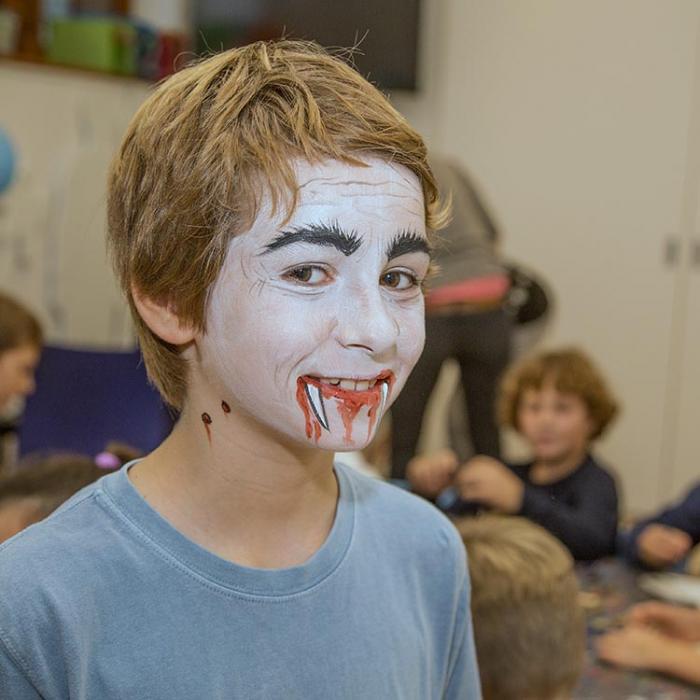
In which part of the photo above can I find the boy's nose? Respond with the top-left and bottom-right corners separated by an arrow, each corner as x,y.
335,289 -> 399,358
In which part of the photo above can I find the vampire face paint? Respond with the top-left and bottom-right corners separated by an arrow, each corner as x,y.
201,412 -> 213,443
196,158 -> 429,451
296,372 -> 396,445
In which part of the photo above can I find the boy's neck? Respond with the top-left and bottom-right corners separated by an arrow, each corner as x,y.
127,404 -> 339,570
529,449 -> 588,485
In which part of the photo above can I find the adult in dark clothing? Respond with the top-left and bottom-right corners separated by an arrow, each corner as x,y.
622,483 -> 700,568
390,158 -> 513,479
408,348 -> 621,561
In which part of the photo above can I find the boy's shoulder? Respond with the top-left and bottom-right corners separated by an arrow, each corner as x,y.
0,475 -> 119,600
339,460 -> 457,521
336,462 -> 467,567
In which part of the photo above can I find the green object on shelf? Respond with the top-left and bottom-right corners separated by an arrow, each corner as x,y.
46,17 -> 136,75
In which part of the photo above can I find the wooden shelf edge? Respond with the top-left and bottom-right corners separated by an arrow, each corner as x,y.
0,51 -> 150,83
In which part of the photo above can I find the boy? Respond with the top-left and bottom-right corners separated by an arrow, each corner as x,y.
0,292 -> 42,473
0,293 -> 41,416
409,348 -> 619,560
457,515 -> 585,699
0,41 -> 480,698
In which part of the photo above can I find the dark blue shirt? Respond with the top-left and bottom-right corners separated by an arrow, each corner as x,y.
447,453 -> 619,561
623,482 -> 700,566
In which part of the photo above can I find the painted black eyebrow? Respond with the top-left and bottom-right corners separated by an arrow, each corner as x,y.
260,222 -> 362,257
386,230 -> 431,261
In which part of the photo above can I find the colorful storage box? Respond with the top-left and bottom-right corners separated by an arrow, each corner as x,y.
46,17 -> 136,75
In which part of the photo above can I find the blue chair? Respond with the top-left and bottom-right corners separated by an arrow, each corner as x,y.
18,345 -> 174,457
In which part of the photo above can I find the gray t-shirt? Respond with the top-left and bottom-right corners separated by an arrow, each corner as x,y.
0,462 -> 480,699
430,158 -> 507,288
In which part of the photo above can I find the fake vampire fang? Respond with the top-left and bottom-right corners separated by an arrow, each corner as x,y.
379,381 -> 389,415
305,382 -> 330,431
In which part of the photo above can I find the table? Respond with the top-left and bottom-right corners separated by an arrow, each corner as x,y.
574,558 -> 700,699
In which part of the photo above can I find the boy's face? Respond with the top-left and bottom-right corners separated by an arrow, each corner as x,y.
197,158 -> 429,450
517,382 -> 594,464
0,343 -> 40,413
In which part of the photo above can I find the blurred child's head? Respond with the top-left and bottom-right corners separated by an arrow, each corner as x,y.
0,293 -> 42,413
107,40 -> 446,416
457,515 -> 585,700
499,347 -> 618,464
0,453 -> 111,542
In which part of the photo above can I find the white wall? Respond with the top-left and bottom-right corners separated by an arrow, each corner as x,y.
392,0 -> 700,513
0,62 -> 150,347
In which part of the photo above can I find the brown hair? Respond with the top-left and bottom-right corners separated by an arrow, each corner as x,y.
456,515 -> 585,700
499,347 -> 619,440
107,39 -> 447,409
0,292 -> 42,354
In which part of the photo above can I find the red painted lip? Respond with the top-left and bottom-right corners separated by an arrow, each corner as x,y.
296,371 -> 396,445
303,371 -> 395,396
304,370 -> 394,384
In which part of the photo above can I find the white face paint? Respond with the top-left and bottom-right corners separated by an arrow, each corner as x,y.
197,157 -> 429,451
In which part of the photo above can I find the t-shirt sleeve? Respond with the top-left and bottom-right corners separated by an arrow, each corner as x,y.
518,465 -> 618,560
623,483 -> 700,566
443,573 -> 482,699
0,636 -> 44,699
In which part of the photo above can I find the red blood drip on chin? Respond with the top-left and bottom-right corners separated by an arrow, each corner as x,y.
318,383 -> 382,445
366,397 -> 381,441
201,412 -> 212,443
295,379 -> 321,443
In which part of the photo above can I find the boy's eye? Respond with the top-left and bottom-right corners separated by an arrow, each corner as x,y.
284,265 -> 330,285
380,270 -> 419,290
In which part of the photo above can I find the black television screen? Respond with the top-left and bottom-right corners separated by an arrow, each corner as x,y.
194,0 -> 422,91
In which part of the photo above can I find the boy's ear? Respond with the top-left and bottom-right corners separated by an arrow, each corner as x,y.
131,286 -> 197,346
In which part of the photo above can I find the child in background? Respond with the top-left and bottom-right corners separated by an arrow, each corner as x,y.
0,292 -> 42,414
597,601 -> 700,686
409,348 -> 620,560
457,515 -> 585,700
0,453 -> 116,542
0,292 -> 42,474
0,40 -> 479,698
620,482 -> 700,569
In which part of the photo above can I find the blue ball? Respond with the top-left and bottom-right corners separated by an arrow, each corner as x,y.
0,128 -> 16,194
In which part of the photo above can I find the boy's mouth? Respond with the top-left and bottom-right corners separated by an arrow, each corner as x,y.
302,372 -> 393,430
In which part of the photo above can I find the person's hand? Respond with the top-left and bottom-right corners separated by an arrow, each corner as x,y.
406,448 -> 459,498
637,524 -> 692,568
626,601 -> 700,643
596,624 -> 685,672
454,455 -> 524,513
